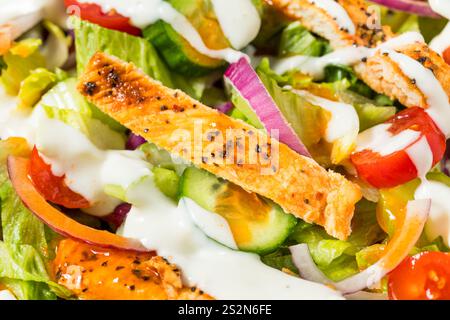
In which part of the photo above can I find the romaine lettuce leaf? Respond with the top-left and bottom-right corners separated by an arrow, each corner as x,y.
37,78 -> 126,150
278,21 -> 330,57
262,199 -> 386,281
0,39 -> 46,95
379,7 -> 447,43
41,20 -> 72,70
73,18 -> 174,87
18,68 -> 57,110
256,59 -> 328,149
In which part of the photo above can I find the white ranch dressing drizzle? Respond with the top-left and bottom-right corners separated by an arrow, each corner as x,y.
407,137 -> 450,248
307,0 -> 355,35
0,0 -> 48,24
272,46 -> 369,78
272,32 -> 424,78
381,49 -> 450,138
429,0 -> 450,54
120,195 -> 343,300
0,85 -> 48,145
35,118 -> 151,217
0,290 -> 16,300
77,0 -> 249,63
289,88 -> 359,143
416,180 -> 450,247
429,0 -> 450,19
29,118 -> 343,300
210,0 -> 261,50
430,22 -> 450,55
405,136 -> 433,180
355,124 -> 421,156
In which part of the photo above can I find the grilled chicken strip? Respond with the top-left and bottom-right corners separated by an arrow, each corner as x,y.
264,0 -> 393,48
53,239 -> 212,300
265,0 -> 450,109
355,42 -> 450,109
78,52 -> 361,240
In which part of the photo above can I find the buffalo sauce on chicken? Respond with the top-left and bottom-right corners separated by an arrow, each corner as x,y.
53,239 -> 212,300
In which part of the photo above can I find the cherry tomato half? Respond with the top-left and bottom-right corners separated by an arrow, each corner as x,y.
351,107 -> 446,188
64,0 -> 141,36
29,147 -> 90,209
388,251 -> 450,300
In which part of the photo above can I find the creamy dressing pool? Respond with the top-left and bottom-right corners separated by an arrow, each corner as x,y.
120,195 -> 342,300
77,0 -> 260,62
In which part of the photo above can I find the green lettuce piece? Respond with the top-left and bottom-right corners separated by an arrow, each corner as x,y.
73,18 -> 173,87
0,144 -> 73,299
152,167 -> 180,201
418,17 -> 448,43
337,91 -> 397,131
139,142 -> 188,176
227,85 -> 264,129
379,7 -> 447,43
324,64 -> 394,103
0,39 -> 46,95
279,21 -> 330,57
18,68 -> 57,109
41,20 -> 72,70
256,59 -> 328,149
38,78 -> 126,150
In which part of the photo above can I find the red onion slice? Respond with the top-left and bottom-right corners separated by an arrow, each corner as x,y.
105,203 -> 132,230
215,101 -> 233,114
370,0 -> 441,18
290,199 -> 431,294
126,133 -> 146,150
224,58 -> 311,157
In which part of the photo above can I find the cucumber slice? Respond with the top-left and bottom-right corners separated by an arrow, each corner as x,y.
152,167 -> 180,201
179,167 -> 297,254
143,20 -> 225,77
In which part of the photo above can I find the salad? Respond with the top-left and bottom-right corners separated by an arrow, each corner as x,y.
0,0 -> 449,301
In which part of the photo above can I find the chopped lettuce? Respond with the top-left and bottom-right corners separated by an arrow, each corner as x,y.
337,91 -> 396,131
278,21 -> 330,57
256,59 -> 328,150
0,139 -> 73,300
262,199 -> 386,281
38,78 -> 126,150
139,142 -> 188,176
227,84 -> 264,129
18,68 -> 57,110
0,39 -> 46,95
41,20 -> 72,70
379,7 -> 447,43
324,64 -> 394,104
73,18 -> 173,87
74,18 -> 207,100
152,167 -> 180,201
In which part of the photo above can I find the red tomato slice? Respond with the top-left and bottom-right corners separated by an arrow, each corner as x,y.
8,155 -> 148,252
64,0 -> 142,36
444,47 -> 450,65
351,107 -> 446,188
388,251 -> 450,300
29,147 -> 90,209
